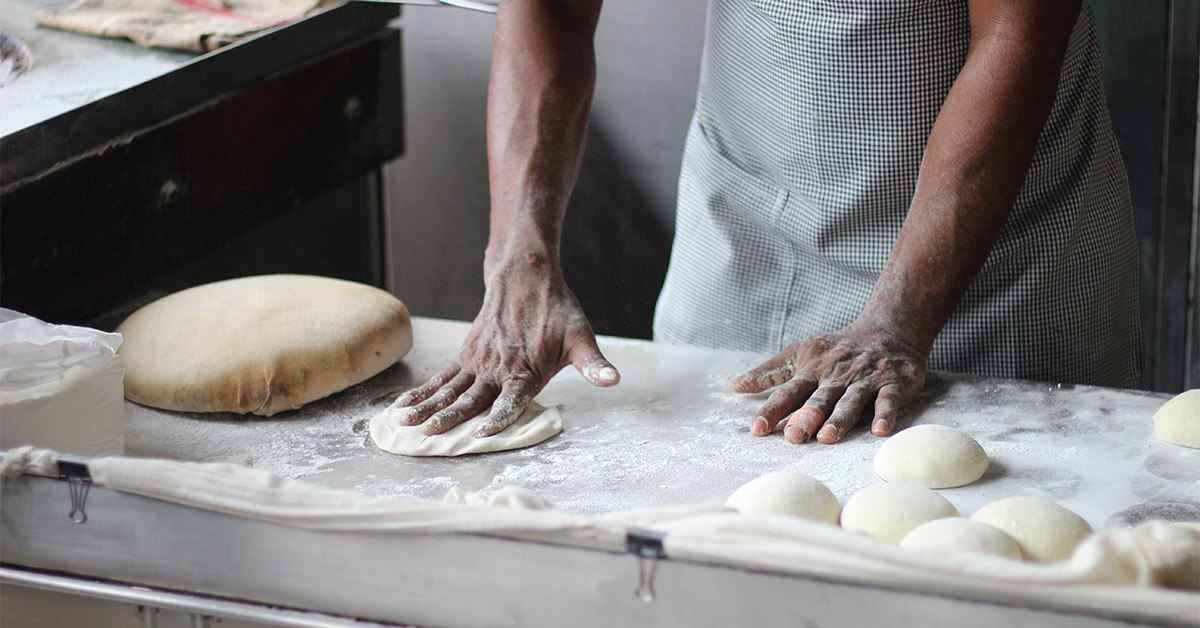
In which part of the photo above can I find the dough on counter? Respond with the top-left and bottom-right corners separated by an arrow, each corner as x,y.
117,275 -> 412,416
369,402 -> 563,457
725,471 -> 841,524
970,496 -> 1093,562
839,483 -> 959,543
874,424 -> 989,488
900,517 -> 1022,559
1175,520 -> 1200,532
1153,389 -> 1200,449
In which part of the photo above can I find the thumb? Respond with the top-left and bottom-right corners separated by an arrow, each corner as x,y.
569,339 -> 620,388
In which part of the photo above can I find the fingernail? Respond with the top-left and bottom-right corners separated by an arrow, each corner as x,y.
784,424 -> 810,444
582,363 -> 618,385
394,393 -> 414,407
396,408 -> 420,425
750,417 -> 769,436
765,370 -> 790,387
871,418 -> 889,435
597,366 -> 618,384
818,425 -> 838,443
431,410 -> 460,429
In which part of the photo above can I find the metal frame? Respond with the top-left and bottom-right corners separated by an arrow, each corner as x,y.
2,568 -> 395,628
1147,1 -> 1199,391
2,472 -> 1193,628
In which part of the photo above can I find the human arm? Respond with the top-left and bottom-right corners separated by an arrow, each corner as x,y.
393,0 -> 618,437
731,0 -> 1084,443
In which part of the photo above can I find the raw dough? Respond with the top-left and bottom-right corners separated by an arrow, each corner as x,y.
970,496 -> 1093,562
839,483 -> 959,543
1176,521 -> 1200,533
117,275 -> 412,416
900,517 -> 1022,559
874,424 -> 989,488
725,471 -> 841,524
1153,389 -> 1200,449
442,485 -> 555,509
369,402 -> 563,457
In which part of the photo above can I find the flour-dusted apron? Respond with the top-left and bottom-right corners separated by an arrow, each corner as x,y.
653,0 -> 1142,388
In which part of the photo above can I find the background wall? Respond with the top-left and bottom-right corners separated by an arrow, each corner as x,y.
385,1 -> 1199,392
1091,1 -> 1198,393
385,2 -> 704,339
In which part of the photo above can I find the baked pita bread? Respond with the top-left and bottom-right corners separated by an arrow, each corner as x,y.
116,275 -> 412,416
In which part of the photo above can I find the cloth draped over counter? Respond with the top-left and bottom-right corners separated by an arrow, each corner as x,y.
2,446 -> 1197,625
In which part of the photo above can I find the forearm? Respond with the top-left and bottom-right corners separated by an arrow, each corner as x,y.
485,0 -> 603,278
859,0 -> 1082,353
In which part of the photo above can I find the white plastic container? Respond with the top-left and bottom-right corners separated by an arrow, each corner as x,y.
0,308 -> 126,457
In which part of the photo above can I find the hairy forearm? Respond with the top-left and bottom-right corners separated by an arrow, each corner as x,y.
485,0 -> 603,276
859,0 -> 1081,352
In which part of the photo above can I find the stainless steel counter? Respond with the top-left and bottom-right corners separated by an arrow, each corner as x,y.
4,317 -> 1198,628
126,317 -> 1200,527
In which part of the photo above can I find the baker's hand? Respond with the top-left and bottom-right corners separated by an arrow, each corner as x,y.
729,323 -> 927,444
391,260 -> 619,438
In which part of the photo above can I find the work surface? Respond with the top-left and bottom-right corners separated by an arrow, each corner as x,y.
0,0 -> 194,138
126,318 -> 1198,526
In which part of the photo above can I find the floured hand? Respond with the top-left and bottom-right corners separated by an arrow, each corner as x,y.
730,322 -> 926,444
392,255 -> 618,438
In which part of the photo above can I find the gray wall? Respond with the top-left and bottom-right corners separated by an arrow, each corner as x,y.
386,2 -> 1200,392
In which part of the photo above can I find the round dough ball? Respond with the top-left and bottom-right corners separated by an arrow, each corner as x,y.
1153,389 -> 1200,449
118,275 -> 412,416
725,471 -> 841,523
900,517 -> 1022,559
874,424 -> 989,488
970,496 -> 1093,562
840,483 -> 959,543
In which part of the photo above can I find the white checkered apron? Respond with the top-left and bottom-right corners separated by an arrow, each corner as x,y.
653,0 -> 1142,388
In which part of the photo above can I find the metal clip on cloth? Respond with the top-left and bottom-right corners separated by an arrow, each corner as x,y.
627,527 -> 668,603
56,455 -> 92,524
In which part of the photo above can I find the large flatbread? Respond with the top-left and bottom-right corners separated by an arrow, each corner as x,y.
116,275 -> 412,416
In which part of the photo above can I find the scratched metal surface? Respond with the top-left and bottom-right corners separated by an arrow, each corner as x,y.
125,318 -> 1199,528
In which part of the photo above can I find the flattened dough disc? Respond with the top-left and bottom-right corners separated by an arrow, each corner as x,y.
369,402 -> 563,457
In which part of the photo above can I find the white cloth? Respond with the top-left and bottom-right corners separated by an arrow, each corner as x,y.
2,447 -> 1196,623
660,514 -> 1200,623
0,310 -> 125,456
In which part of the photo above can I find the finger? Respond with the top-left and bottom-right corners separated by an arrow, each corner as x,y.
473,379 -> 536,438
871,384 -> 903,436
570,341 -> 620,387
782,407 -> 824,444
394,364 -> 459,407
782,385 -> 843,444
748,378 -> 818,436
396,370 -> 474,426
816,384 -> 875,444
730,355 -> 796,393
421,382 -> 499,436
